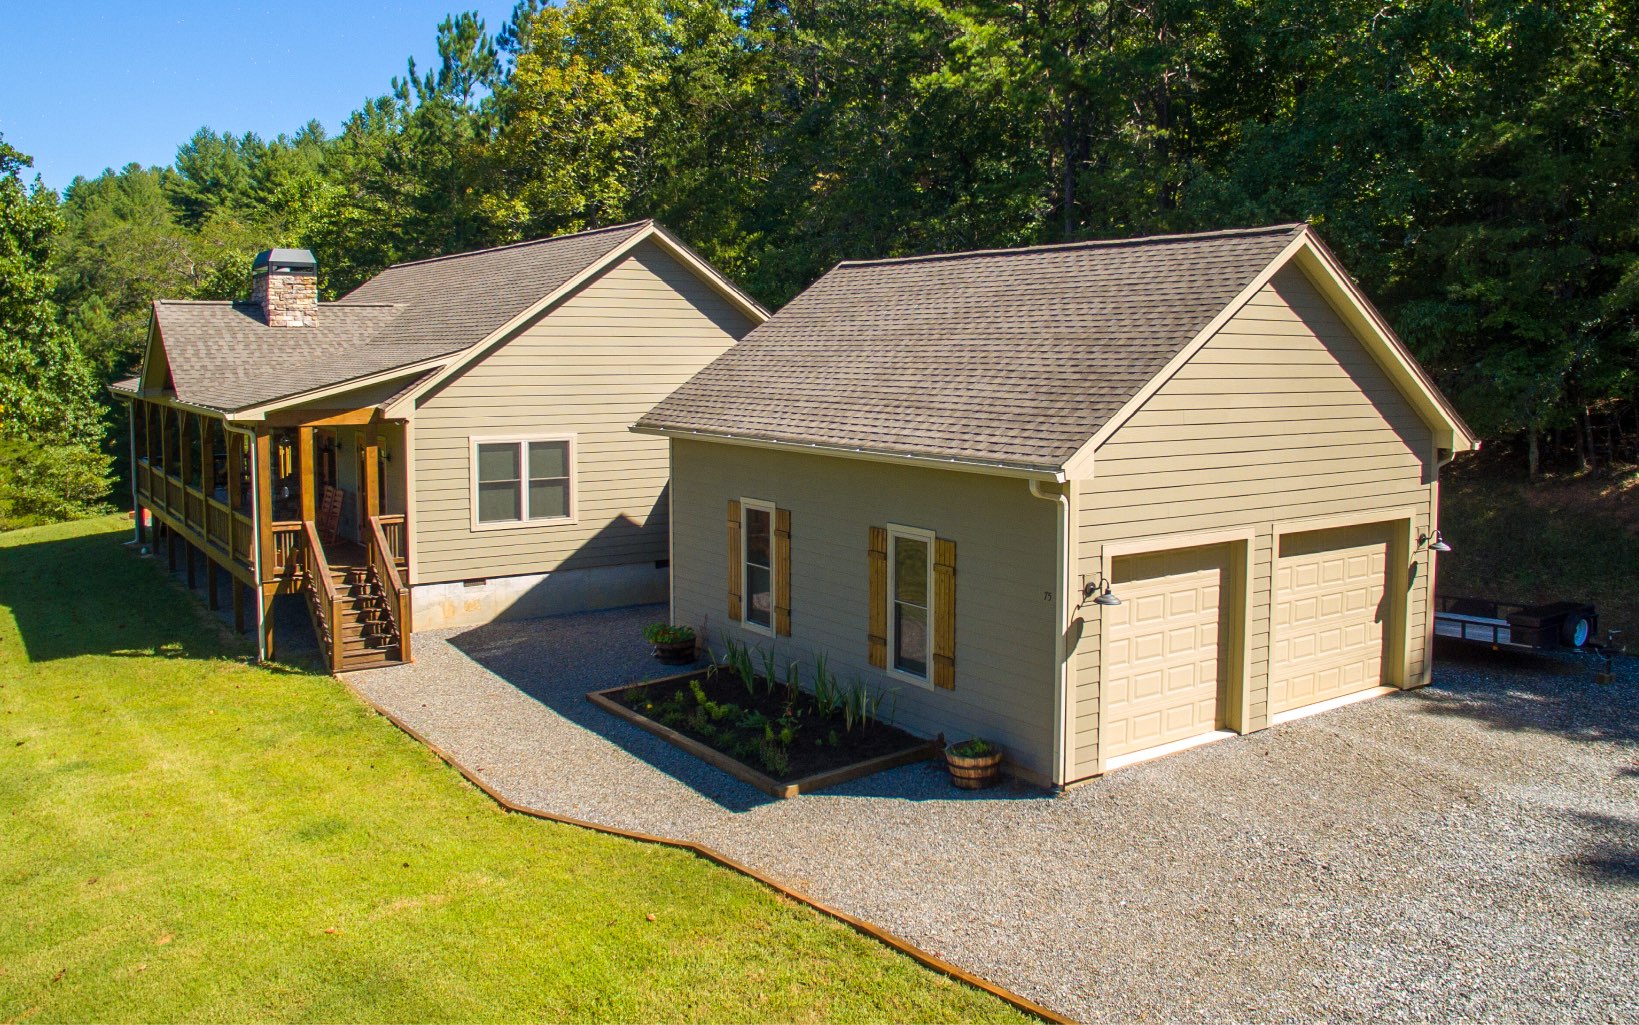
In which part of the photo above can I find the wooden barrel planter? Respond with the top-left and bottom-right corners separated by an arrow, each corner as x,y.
945,743 -> 1003,789
653,639 -> 697,665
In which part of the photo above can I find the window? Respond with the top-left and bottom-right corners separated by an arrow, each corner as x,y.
888,525 -> 934,681
741,499 -> 775,633
472,436 -> 574,527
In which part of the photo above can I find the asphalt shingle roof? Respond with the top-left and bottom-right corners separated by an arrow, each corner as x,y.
142,220 -> 652,413
638,224 -> 1306,471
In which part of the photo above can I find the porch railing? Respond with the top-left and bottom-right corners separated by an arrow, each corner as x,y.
298,520 -> 345,674
205,498 -> 231,554
269,521 -> 303,579
375,513 -> 408,570
231,512 -> 254,565
367,515 -> 411,663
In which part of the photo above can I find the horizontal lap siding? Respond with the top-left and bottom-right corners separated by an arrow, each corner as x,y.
670,440 -> 1061,777
1070,265 -> 1437,779
411,241 -> 753,584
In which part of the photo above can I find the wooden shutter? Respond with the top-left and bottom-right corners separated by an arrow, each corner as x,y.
867,526 -> 887,668
726,499 -> 742,621
774,507 -> 792,636
933,538 -> 956,689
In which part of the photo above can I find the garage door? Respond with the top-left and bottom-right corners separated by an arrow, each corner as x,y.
1102,545 -> 1230,760
1271,523 -> 1395,714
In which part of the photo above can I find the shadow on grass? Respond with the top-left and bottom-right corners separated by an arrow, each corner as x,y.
0,524 -> 244,664
445,606 -> 1051,813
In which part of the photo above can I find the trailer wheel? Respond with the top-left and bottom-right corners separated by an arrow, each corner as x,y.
1562,615 -> 1592,648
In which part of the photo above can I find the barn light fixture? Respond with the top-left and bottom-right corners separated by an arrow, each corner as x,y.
1085,574 -> 1122,607
1420,530 -> 1452,553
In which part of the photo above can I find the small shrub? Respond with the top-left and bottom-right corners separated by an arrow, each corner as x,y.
0,440 -> 112,524
949,738 -> 996,759
643,622 -> 695,646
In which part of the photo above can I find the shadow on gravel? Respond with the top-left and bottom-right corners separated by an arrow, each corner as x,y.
445,604 -> 1053,811
1413,642 -> 1639,744
1567,812 -> 1639,886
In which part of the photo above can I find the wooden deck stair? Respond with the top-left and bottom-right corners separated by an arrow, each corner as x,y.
328,561 -> 407,671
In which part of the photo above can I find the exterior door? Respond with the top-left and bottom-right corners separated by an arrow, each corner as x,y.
1101,544 -> 1230,761
1271,523 -> 1394,714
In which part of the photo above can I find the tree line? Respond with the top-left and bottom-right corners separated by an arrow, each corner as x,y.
3,0 -> 1636,523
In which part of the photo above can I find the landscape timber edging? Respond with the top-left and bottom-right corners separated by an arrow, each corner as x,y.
588,672 -> 942,799
335,674 -> 1074,1025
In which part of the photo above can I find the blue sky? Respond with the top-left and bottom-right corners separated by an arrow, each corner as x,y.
0,1 -> 514,192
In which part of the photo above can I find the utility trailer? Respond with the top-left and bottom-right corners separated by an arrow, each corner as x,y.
1435,595 -> 1599,652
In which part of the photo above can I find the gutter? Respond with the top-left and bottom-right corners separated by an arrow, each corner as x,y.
1028,478 -> 1072,788
635,425 -> 1066,483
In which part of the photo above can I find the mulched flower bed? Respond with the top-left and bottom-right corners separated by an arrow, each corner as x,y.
609,665 -> 930,784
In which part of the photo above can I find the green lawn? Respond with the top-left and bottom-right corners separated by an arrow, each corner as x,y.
0,516 -> 1034,1024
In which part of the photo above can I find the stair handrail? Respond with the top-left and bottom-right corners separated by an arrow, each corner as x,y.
299,519 -> 345,673
367,514 -> 411,663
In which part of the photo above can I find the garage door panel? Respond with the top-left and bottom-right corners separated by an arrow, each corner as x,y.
1102,543 -> 1232,761
1271,523 -> 1395,715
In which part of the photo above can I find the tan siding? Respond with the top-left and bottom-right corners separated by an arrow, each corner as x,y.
1069,265 -> 1438,780
669,440 -> 1061,778
410,240 -> 755,583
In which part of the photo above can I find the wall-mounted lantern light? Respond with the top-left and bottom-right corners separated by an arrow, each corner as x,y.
1084,574 -> 1122,607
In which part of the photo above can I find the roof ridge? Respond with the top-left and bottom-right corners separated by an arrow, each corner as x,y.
154,299 -> 401,309
381,220 -> 653,270
834,223 -> 1308,269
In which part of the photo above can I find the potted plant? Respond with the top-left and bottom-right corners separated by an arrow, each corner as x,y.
644,622 -> 697,665
945,737 -> 1003,789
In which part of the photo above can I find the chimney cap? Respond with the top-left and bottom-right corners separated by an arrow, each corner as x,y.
252,248 -> 317,274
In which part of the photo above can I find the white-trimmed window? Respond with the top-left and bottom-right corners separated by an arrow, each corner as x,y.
471,435 -> 575,528
887,524 -> 935,685
741,498 -> 776,635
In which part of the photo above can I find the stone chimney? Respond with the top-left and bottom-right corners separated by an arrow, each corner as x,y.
250,248 -> 318,327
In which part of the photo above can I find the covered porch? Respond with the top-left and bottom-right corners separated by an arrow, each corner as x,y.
128,397 -> 413,672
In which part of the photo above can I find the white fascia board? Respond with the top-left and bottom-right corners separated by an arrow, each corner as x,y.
1059,229 -> 1476,480
379,224 -> 768,419
1059,229 -> 1312,480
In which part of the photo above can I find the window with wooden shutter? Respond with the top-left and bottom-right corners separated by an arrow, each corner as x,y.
727,499 -> 742,621
867,526 -> 887,668
932,539 -> 956,689
774,508 -> 791,636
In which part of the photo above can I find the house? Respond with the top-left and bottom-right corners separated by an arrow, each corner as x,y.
636,223 -> 1478,787
110,221 -> 765,672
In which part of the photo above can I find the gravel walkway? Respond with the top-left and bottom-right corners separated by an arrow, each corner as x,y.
350,605 -> 1639,1023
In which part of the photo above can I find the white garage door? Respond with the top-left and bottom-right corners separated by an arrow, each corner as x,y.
1102,545 -> 1230,760
1271,523 -> 1394,714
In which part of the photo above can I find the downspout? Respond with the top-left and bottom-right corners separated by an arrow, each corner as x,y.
126,402 -> 140,544
226,422 -> 264,661
1029,478 -> 1072,789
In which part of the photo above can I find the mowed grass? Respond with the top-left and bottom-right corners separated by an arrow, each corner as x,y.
0,517 -> 1034,1024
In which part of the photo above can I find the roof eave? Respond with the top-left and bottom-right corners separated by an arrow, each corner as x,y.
631,423 -> 1067,482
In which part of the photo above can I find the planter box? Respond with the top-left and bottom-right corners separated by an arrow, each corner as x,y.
588,671 -> 941,800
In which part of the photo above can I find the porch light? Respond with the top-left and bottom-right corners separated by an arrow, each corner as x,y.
1085,574 -> 1122,607
1420,530 -> 1452,553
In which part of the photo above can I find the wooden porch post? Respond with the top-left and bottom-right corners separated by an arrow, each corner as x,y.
363,424 -> 380,521
157,404 -> 169,480
185,539 -> 197,590
166,523 -> 177,571
255,430 -> 273,582
233,580 -> 246,633
298,426 -> 316,523
177,408 -> 190,488
227,432 -> 242,512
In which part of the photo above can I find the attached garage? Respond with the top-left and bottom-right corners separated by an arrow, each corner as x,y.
1101,544 -> 1236,761
641,221 -> 1478,789
1271,520 -> 1407,717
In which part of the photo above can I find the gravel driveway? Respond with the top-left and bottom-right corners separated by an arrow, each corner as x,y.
351,605 -> 1638,1023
